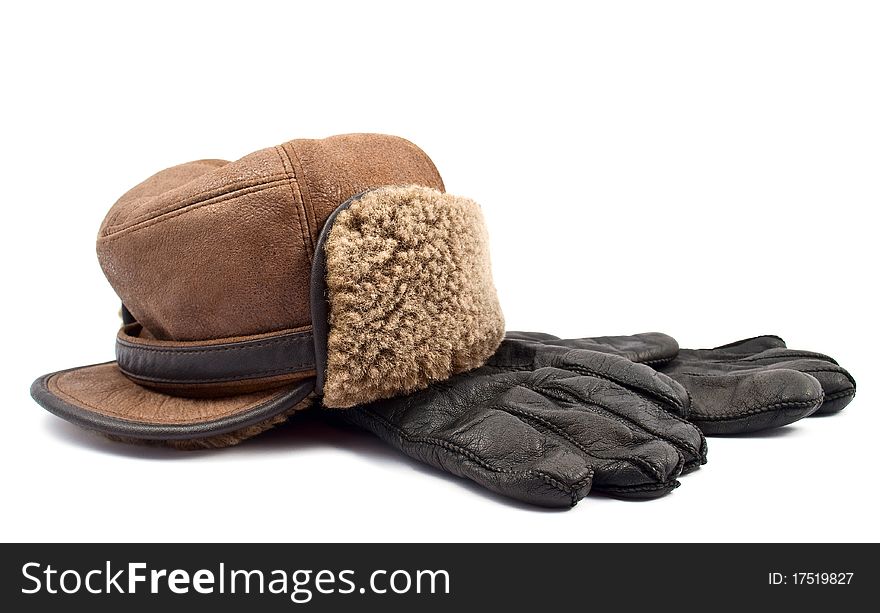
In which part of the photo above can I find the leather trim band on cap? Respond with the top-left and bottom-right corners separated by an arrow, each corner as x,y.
116,323 -> 316,385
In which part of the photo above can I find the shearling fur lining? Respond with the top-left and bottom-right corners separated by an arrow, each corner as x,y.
322,185 -> 505,408
104,395 -> 316,450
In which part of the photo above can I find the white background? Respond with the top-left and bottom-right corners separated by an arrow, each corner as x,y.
1,1 -> 877,542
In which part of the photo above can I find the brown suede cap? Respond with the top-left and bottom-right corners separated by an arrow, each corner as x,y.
31,134 -> 505,448
99,134 -> 443,341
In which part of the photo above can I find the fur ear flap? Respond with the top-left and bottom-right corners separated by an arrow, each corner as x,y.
320,186 -> 504,408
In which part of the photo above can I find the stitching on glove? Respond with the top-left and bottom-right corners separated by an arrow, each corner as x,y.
560,363 -> 685,413
593,480 -> 679,495
705,335 -> 786,351
485,361 -> 686,415
800,367 -> 857,390
491,403 -> 667,484
638,357 -> 676,367
682,457 -> 704,472
675,367 -> 855,399
734,352 -> 835,363
691,393 -> 824,421
358,408 -> 593,506
821,389 -> 856,402
535,381 -> 702,462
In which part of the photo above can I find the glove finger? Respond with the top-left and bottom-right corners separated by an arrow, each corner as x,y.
721,346 -> 855,415
506,331 -> 679,365
504,368 -> 707,498
752,358 -> 855,415
488,341 -> 690,417
675,349 -> 856,415
546,349 -> 691,418
341,394 -> 594,508
536,369 -> 707,471
667,368 -> 823,435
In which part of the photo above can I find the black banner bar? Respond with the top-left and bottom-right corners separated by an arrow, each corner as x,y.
1,544 -> 875,611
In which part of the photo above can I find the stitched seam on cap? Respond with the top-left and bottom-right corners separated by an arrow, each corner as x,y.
101,181 -> 287,241
105,173 -> 286,231
119,367 -> 314,384
274,146 -> 310,257
104,174 -> 290,235
117,332 -> 313,355
284,142 -> 318,249
278,144 -> 314,256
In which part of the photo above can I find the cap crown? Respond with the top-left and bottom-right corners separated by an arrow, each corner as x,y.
97,134 -> 444,341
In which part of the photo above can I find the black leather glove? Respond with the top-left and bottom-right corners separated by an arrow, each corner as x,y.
335,337 -> 707,508
507,332 -> 857,435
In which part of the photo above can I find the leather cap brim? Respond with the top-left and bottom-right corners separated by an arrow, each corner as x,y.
31,362 -> 313,443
